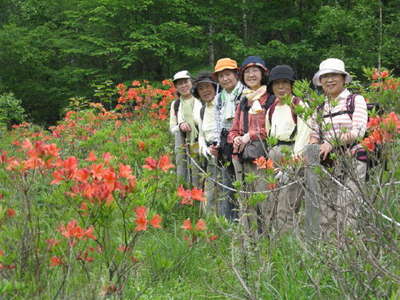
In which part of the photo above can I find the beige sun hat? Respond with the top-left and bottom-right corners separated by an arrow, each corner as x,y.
312,58 -> 352,86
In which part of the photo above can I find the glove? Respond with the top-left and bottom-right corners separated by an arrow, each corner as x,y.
198,138 -> 210,159
241,133 -> 251,144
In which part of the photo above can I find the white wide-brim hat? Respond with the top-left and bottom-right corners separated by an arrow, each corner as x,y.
312,58 -> 352,86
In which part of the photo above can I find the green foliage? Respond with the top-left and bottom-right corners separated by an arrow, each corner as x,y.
0,0 -> 399,124
0,93 -> 26,128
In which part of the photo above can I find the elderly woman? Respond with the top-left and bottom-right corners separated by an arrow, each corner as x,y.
194,71 -> 219,214
266,65 -> 311,233
309,58 -> 368,234
169,70 -> 202,187
228,56 -> 271,236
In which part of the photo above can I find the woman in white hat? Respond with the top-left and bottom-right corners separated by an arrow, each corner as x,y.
309,58 -> 368,234
169,70 -> 202,187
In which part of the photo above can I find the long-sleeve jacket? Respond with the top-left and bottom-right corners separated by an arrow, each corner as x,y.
227,93 -> 268,145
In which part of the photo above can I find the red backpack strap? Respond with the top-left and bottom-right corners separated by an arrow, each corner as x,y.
268,98 -> 279,124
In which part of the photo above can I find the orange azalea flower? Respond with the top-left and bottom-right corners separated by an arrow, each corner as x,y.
181,219 -> 192,230
131,80 -> 141,87
50,256 -> 63,267
150,214 -> 162,228
177,185 -> 193,205
253,156 -> 274,170
86,151 -> 97,162
191,188 -> 206,202
135,217 -> 147,231
6,208 -> 16,217
267,183 -> 277,190
119,163 -> 134,179
195,219 -> 207,231
137,141 -> 145,151
73,168 -> 90,183
143,157 -> 157,170
59,219 -> 97,241
157,155 -> 175,172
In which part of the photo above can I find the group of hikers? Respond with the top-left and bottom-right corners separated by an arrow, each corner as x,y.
169,56 -> 368,237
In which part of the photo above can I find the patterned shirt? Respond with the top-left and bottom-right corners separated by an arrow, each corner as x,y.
310,89 -> 368,145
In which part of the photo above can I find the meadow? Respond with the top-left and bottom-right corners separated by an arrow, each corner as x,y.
0,72 -> 399,299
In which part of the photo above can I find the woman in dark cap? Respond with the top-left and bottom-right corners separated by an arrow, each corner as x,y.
266,65 -> 310,233
193,71 -> 220,214
228,56 -> 271,237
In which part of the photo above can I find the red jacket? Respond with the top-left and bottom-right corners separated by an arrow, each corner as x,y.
228,93 -> 268,145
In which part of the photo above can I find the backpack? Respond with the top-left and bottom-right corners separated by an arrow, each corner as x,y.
267,96 -> 301,141
318,94 -> 383,171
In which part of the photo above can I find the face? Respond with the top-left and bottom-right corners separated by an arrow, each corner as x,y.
243,66 -> 263,90
272,79 -> 292,98
320,73 -> 346,98
217,69 -> 238,92
174,78 -> 192,97
197,82 -> 216,103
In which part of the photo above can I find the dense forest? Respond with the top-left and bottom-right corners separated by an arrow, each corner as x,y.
0,0 -> 399,124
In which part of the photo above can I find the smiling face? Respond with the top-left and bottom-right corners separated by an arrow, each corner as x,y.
320,73 -> 346,99
197,82 -> 216,103
272,79 -> 292,98
217,69 -> 238,92
243,66 -> 263,90
174,78 -> 193,98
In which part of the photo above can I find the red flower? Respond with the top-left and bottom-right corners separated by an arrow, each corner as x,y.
191,188 -> 206,202
134,206 -> 148,231
50,256 -> 63,267
6,208 -> 16,217
119,164 -> 134,179
177,185 -> 193,205
143,157 -> 158,170
59,219 -> 97,241
195,219 -> 207,231
150,214 -> 162,228
137,141 -> 146,151
181,219 -> 192,230
85,151 -> 97,162
253,157 -> 274,170
157,155 -> 175,172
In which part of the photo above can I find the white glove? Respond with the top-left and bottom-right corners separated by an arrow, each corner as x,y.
241,133 -> 251,144
199,138 -> 210,159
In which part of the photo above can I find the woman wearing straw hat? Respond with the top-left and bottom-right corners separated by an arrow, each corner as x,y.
309,58 -> 368,235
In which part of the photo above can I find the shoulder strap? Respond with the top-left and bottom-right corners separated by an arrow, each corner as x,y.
200,105 -> 206,121
173,99 -> 180,116
322,94 -> 358,119
268,98 -> 279,124
346,94 -> 357,120
216,93 -> 223,111
268,95 -> 299,124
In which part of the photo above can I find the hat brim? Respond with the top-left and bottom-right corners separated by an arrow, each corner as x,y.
240,63 -> 268,74
172,76 -> 191,83
312,69 -> 352,86
211,67 -> 238,80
